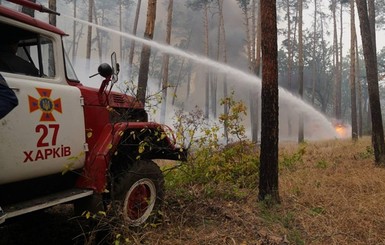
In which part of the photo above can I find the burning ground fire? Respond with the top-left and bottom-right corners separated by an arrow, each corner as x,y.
333,122 -> 351,138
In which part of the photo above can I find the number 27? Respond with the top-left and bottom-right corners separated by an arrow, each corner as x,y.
36,124 -> 59,147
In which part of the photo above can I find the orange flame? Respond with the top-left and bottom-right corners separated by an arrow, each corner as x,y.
335,124 -> 348,138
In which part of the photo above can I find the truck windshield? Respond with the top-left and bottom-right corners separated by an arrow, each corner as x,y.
64,48 -> 79,82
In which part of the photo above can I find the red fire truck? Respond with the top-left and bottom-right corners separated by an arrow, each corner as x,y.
0,0 -> 186,226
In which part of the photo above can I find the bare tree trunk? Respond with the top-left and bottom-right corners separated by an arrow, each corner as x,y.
48,0 -> 56,76
92,4 -> 102,63
320,11 -> 329,113
255,0 -> 262,77
212,0 -> 226,120
250,0 -> 259,143
72,0 -> 77,64
186,72 -> 191,101
160,0 -> 173,124
241,2 -> 252,70
355,0 -> 385,164
356,38 -> 363,137
86,0 -> 94,74
119,0 -> 123,61
137,0 -> 157,105
128,0 -> 142,77
339,1 -> 343,119
172,30 -> 192,106
212,0 -> 221,119
368,0 -> 376,57
311,0 -> 317,104
203,3 -> 210,119
286,0 -> 293,137
298,0 -> 304,143
332,0 -> 341,120
259,0 -> 279,204
350,0 -> 358,140
48,0 -> 56,26
253,0 -> 262,142
218,0 -> 230,143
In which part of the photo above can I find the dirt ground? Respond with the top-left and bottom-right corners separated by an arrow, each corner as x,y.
0,195 -> 286,245
2,138 -> 384,245
0,205 -> 87,245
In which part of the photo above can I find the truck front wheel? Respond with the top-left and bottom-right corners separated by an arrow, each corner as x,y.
111,160 -> 164,226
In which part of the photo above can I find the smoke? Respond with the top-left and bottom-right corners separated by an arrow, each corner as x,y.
54,2 -> 345,142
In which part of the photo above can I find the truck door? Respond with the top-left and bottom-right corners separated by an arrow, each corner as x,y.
0,24 -> 86,184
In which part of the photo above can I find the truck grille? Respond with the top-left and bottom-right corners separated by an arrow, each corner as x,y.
112,94 -> 126,104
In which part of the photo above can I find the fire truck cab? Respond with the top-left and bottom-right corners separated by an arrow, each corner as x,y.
0,0 -> 186,226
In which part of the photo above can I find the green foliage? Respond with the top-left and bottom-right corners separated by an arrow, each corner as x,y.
357,145 -> 374,159
166,95 -> 259,200
310,206 -> 325,216
280,144 -> 306,171
219,91 -> 248,143
315,160 -> 328,169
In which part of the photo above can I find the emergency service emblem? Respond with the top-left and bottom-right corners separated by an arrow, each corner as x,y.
28,88 -> 62,121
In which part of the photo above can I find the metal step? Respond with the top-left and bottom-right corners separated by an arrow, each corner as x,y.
2,188 -> 94,222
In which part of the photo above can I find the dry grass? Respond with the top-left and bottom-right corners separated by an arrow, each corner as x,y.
129,137 -> 385,245
279,137 -> 385,245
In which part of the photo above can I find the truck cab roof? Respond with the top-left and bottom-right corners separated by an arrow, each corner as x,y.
0,5 -> 66,36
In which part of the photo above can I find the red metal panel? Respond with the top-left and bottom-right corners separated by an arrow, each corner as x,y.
76,123 -> 126,192
75,122 -> 179,192
0,5 -> 66,35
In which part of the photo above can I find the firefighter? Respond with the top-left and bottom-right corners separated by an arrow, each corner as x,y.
0,73 -> 18,119
0,36 -> 39,76
0,73 -> 18,223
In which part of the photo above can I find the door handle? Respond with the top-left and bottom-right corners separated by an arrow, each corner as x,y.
9,87 -> 20,92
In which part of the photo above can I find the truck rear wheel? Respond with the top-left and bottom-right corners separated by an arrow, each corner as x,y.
111,160 -> 164,226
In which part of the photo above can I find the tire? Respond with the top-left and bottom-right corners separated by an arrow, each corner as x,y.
111,160 -> 164,226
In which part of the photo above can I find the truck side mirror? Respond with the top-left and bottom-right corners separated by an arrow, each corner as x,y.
111,52 -> 120,84
97,63 -> 113,78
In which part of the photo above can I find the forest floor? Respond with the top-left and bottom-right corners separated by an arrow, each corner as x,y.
1,136 -> 385,245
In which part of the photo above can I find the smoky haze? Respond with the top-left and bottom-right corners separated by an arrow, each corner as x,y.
1,0 -> 353,141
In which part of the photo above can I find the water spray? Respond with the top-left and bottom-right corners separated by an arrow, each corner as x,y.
60,14 -> 344,140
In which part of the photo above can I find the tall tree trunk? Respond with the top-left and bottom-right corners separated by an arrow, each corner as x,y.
255,0 -> 262,77
311,0 -> 317,104
86,0 -> 94,74
332,0 -> 341,120
172,30 -> 192,106
259,0 -> 280,204
119,0 -> 123,61
355,0 -> 385,164
356,38 -> 363,137
128,0 -> 142,78
160,0 -> 173,124
92,4 -> 102,63
339,1 -> 343,119
254,0 -> 262,143
48,0 -> 56,26
72,0 -> 77,64
48,0 -> 56,76
298,0 -> 304,143
203,3 -> 210,119
320,11 -> 329,113
286,0 -> 293,137
250,0 -> 259,143
350,0 -> 358,140
137,0 -> 157,105
218,0 -> 230,143
368,0 -> 376,57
